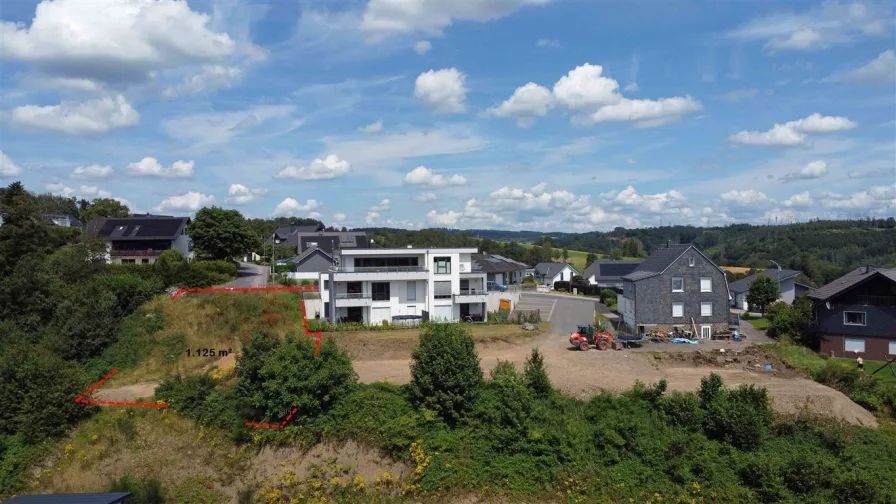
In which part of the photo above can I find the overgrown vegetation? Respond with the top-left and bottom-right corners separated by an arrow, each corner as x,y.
144,323 -> 896,502
0,182 -> 240,497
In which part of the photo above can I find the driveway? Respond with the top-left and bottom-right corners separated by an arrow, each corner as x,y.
225,262 -> 269,288
517,292 -> 607,336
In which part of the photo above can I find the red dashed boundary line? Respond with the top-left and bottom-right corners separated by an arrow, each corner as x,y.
169,283 -> 322,428
74,368 -> 168,409
245,408 -> 298,429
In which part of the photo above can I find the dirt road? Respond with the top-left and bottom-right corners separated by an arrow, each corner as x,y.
351,329 -> 877,427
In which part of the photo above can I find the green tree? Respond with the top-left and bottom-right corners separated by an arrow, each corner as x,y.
523,348 -> 552,398
409,324 -> 483,424
561,248 -> 569,261
80,197 -> 130,223
746,276 -> 780,315
610,248 -> 623,260
585,252 -> 598,267
255,336 -> 356,421
188,206 -> 255,261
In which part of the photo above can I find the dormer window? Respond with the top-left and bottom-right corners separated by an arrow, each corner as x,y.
688,257 -> 695,267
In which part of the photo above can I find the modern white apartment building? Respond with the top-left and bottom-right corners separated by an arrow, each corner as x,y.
318,246 -> 488,324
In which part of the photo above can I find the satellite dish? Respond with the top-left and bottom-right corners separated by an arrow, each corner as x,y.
825,301 -> 831,310
460,264 -> 466,272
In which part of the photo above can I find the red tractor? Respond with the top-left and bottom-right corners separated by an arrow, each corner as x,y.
569,325 -> 616,351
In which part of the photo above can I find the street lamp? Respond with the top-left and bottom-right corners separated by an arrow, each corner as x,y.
769,260 -> 782,302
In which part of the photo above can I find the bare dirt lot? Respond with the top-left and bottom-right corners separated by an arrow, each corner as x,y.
347,329 -> 878,428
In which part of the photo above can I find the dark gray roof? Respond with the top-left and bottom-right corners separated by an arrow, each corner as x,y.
5,493 -> 132,504
583,260 -> 642,282
622,244 -> 693,281
534,262 -> 579,277
299,232 -> 367,253
274,225 -> 319,238
472,254 -> 528,274
728,269 -> 801,294
87,217 -> 189,241
807,266 -> 896,301
41,213 -> 82,227
288,247 -> 334,266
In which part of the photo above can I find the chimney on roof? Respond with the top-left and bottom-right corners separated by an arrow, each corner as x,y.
666,240 -> 671,248
369,238 -> 375,248
866,265 -> 874,274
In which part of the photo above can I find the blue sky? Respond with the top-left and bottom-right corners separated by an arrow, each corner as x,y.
1,0 -> 894,231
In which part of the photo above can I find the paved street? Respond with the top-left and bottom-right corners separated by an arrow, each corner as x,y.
225,262 -> 270,288
517,292 -> 606,336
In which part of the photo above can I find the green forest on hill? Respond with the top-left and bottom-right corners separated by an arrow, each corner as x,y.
367,219 -> 896,285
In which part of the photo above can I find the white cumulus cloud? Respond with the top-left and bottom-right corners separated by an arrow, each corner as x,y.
370,199 -> 391,212
0,152 -> 23,177
272,198 -> 320,217
155,191 -> 215,212
358,120 -> 384,133
10,95 -> 139,135
226,184 -> 267,204
552,63 -> 622,110
126,157 -> 194,178
404,166 -> 468,188
413,192 -> 437,202
275,155 -> 351,181
361,0 -> 547,41
780,160 -> 829,182
163,65 -> 245,98
839,49 -> 896,83
730,113 -> 858,147
0,0 -> 245,87
46,183 -> 112,199
414,68 -> 468,114
484,82 -> 553,127
413,40 -> 432,55
590,96 -> 703,128
72,164 -> 113,179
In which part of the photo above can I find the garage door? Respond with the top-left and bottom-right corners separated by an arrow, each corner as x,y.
370,307 -> 391,326
430,305 -> 454,322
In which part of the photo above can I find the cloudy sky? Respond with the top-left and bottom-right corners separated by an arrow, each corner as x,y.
1,0 -> 894,231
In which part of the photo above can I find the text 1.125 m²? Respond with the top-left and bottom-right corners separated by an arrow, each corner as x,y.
185,348 -> 233,357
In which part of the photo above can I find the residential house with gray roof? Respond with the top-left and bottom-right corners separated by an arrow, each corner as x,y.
534,262 -> 579,289
86,216 -> 192,264
619,243 -> 730,338
728,269 -> 811,310
808,266 -> 896,361
471,253 -> 528,289
284,231 -> 369,280
583,260 -> 642,290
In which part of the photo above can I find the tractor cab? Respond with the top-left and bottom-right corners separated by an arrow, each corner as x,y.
574,325 -> 596,343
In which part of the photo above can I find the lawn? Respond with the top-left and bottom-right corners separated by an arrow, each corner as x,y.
515,243 -> 639,271
741,314 -> 770,330
766,343 -> 896,387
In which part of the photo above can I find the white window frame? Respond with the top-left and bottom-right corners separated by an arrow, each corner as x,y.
700,277 -> 712,292
701,302 -> 712,317
672,302 -> 684,318
688,257 -> 695,267
889,339 -> 896,356
700,325 -> 712,339
407,281 -> 416,301
843,311 -> 866,326
672,277 -> 684,292
844,337 -> 865,353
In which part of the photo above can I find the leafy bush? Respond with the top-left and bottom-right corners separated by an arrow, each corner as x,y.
661,391 -> 704,431
155,375 -> 216,417
599,288 -> 617,305
474,361 -> 536,450
252,335 -> 357,422
553,280 -> 570,291
487,309 -> 540,324
108,475 -> 166,504
703,384 -> 772,450
0,344 -> 91,442
409,324 -> 483,424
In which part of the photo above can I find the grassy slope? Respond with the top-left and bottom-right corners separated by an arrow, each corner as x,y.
88,292 -> 304,385
515,243 -> 640,271
768,343 -> 896,388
